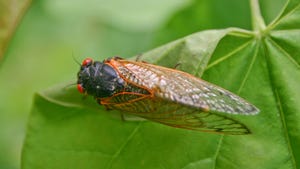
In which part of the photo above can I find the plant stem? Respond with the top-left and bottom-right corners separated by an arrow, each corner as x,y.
250,0 -> 266,33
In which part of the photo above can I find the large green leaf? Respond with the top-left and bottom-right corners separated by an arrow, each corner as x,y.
22,0 -> 300,169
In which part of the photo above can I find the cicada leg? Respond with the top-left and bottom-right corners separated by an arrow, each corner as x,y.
173,63 -> 181,69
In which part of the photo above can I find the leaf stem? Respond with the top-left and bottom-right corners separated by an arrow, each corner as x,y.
250,0 -> 266,34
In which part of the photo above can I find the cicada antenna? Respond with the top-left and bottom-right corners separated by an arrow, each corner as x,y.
63,82 -> 77,91
72,51 -> 81,65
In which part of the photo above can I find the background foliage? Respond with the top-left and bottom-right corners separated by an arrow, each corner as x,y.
0,0 -> 299,169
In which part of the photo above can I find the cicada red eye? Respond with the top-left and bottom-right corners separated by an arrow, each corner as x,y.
82,58 -> 93,66
77,84 -> 85,93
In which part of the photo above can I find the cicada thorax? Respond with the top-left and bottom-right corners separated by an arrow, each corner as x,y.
77,57 -> 155,111
77,59 -> 126,98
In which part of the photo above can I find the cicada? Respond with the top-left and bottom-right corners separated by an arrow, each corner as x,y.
77,57 -> 259,135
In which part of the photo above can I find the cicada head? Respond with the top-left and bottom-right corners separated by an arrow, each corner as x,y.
77,58 -> 125,98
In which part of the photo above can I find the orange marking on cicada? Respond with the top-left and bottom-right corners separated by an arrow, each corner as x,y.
99,91 -> 151,105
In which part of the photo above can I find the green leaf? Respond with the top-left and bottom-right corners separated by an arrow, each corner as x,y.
0,0 -> 31,62
22,1 -> 300,169
154,0 -> 252,45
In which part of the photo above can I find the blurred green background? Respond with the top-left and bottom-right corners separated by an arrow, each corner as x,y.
0,0 -> 285,168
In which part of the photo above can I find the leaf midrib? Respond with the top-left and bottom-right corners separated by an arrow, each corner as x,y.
105,122 -> 142,169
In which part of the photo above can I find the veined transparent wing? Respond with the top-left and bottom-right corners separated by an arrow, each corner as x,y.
101,92 -> 251,134
110,59 -> 259,115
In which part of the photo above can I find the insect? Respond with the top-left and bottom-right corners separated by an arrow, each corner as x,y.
77,57 -> 259,135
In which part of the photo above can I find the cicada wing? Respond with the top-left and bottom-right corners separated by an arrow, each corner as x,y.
114,60 -> 259,115
135,102 -> 251,135
156,75 -> 259,115
150,110 -> 251,135
102,93 -> 251,135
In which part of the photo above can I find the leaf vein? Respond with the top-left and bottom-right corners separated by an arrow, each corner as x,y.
238,41 -> 259,93
212,135 -> 224,169
268,37 -> 300,68
205,40 -> 252,70
275,89 -> 297,169
105,123 -> 141,169
268,2 -> 300,30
